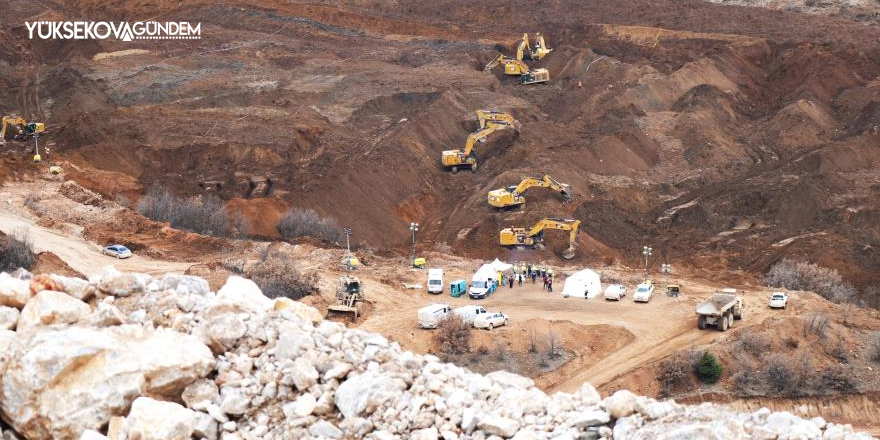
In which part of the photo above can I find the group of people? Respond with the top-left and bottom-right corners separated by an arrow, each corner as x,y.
497,263 -> 555,292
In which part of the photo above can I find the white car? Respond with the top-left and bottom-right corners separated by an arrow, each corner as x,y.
604,284 -> 627,301
103,245 -> 132,259
769,292 -> 788,309
633,283 -> 654,303
473,312 -> 509,330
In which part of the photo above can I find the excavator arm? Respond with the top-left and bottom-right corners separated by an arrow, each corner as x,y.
515,33 -> 529,61
484,53 -> 505,71
530,33 -> 553,60
527,218 -> 581,259
512,175 -> 572,199
462,124 -> 501,159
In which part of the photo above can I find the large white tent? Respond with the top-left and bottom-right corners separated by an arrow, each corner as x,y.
487,258 -> 513,272
561,269 -> 602,299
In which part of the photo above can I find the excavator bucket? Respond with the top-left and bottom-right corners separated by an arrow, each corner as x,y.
562,245 -> 577,260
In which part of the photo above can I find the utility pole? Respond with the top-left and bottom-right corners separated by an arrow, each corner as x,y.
660,263 -> 671,289
343,227 -> 352,254
409,222 -> 419,266
642,245 -> 652,282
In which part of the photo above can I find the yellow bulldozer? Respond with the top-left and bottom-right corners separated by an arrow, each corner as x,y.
442,111 -> 519,173
328,275 -> 369,321
499,218 -> 581,259
1,116 -> 46,163
488,175 -> 572,209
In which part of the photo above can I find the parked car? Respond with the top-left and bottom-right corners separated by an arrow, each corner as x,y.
418,304 -> 452,329
474,312 -> 509,330
103,244 -> 132,259
769,292 -> 788,309
604,284 -> 627,301
453,305 -> 488,324
633,282 -> 654,303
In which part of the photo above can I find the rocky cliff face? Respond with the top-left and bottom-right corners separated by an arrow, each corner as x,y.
0,268 -> 873,440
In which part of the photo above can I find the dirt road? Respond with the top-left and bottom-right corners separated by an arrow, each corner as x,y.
352,263 -> 785,394
0,207 -> 192,276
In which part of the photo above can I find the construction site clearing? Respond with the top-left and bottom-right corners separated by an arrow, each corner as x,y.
0,180 -> 879,434
2,0 -> 880,436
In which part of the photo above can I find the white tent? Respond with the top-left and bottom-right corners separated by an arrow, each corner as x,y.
487,258 -> 513,273
473,264 -> 498,283
562,269 -> 602,299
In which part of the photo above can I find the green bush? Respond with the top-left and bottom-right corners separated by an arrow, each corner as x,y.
695,351 -> 723,384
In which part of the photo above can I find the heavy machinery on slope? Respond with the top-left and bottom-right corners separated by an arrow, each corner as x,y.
520,32 -> 553,61
442,112 -> 519,173
487,174 -> 572,209
484,54 -> 550,85
484,33 -> 553,85
477,109 -> 519,129
1,116 -> 46,162
499,218 -> 581,259
328,275 -> 369,321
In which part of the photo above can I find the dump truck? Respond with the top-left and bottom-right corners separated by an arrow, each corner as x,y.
696,292 -> 744,331
328,276 -> 368,321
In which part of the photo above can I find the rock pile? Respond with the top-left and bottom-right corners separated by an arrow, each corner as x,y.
0,268 -> 874,440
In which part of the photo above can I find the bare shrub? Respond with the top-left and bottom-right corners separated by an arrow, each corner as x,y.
765,259 -> 858,304
136,185 -> 246,237
737,328 -> 770,356
247,254 -> 317,300
732,360 -> 760,392
0,229 -> 35,271
763,354 -> 794,394
277,208 -> 343,244
660,349 -> 700,395
434,315 -> 472,355
476,345 -> 489,356
528,329 -> 539,353
784,337 -> 800,349
494,342 -> 508,361
869,332 -> 880,364
818,365 -> 858,393
23,195 -> 45,215
545,331 -> 561,359
803,313 -> 830,338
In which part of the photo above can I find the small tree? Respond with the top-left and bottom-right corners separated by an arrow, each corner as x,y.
434,315 -> 472,355
695,351 -> 723,384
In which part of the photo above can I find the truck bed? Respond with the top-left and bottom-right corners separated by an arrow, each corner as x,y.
696,294 -> 738,315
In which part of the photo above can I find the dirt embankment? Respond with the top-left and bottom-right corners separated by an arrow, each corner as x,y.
1,2 -> 878,294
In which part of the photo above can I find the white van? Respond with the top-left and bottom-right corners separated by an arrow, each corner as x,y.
418,303 -> 451,329
427,268 -> 444,294
469,265 -> 497,299
453,305 -> 488,324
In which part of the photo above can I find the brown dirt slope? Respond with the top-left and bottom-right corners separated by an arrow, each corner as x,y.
1,0 -> 878,293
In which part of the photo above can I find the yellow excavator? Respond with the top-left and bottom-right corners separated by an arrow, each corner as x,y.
484,33 -> 553,85
442,112 -> 519,173
499,218 -> 581,259
488,175 -> 572,209
477,109 -> 519,129
1,116 -> 46,163
519,32 -> 553,61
